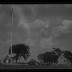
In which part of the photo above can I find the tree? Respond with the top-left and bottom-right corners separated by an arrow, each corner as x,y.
8,43 -> 31,63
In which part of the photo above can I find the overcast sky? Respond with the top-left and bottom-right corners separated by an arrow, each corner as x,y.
25,5 -> 72,51
0,5 -> 72,59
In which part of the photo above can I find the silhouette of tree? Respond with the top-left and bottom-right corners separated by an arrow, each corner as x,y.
52,48 -> 62,56
63,50 -> 72,64
8,43 -> 31,63
37,50 -> 59,65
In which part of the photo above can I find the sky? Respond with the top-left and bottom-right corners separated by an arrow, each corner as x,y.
0,5 -> 72,59
27,5 -> 72,52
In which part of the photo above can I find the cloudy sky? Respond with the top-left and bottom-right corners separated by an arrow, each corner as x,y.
0,5 -> 72,59
21,5 -> 72,52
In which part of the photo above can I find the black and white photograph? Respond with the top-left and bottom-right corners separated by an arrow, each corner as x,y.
0,4 -> 72,69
